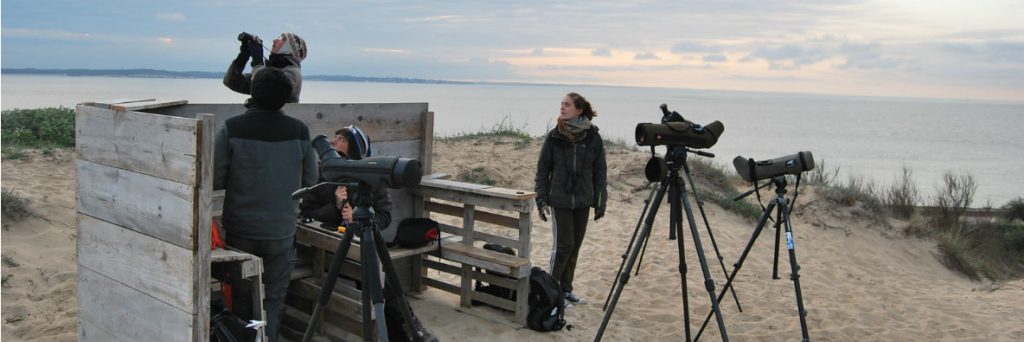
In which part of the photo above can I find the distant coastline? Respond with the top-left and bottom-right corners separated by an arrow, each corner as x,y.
1,68 -> 471,85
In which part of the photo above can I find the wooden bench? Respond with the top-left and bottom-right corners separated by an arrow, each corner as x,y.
415,178 -> 536,325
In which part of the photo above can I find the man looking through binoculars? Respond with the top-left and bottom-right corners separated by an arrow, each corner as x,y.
224,32 -> 307,104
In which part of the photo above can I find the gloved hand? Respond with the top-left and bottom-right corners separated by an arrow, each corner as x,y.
538,205 -> 550,222
536,199 -> 549,222
237,40 -> 250,59
247,36 -> 265,66
594,208 -> 605,221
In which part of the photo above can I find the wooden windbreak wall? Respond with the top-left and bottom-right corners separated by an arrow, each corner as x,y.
149,102 -> 434,241
75,103 -> 214,342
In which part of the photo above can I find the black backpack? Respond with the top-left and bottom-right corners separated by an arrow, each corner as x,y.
526,267 -> 566,332
391,218 -> 440,248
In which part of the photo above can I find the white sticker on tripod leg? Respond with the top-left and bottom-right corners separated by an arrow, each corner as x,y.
786,232 -> 794,250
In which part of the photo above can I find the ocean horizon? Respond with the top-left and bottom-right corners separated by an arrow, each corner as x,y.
3,74 -> 1022,207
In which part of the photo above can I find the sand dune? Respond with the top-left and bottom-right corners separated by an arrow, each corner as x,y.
2,140 -> 1022,341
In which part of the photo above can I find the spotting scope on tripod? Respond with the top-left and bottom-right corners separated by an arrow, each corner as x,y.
293,135 -> 431,342
595,104 -> 734,342
695,151 -> 815,342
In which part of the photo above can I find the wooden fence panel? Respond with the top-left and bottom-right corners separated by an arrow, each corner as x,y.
78,267 -> 193,342
77,214 -> 195,312
77,159 -> 195,249
76,105 -> 200,186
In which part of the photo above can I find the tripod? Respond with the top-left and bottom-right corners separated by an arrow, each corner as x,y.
302,183 -> 420,342
694,175 -> 810,342
595,146 -> 729,342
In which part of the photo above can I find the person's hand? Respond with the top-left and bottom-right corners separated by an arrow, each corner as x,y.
538,205 -> 550,222
248,36 -> 265,66
341,203 -> 353,223
238,40 -> 250,59
334,186 -> 348,208
594,208 -> 605,221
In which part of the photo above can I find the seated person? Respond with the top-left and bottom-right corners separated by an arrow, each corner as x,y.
298,125 -> 437,341
299,125 -> 391,229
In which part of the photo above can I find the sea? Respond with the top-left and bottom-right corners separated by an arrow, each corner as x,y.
2,74 -> 1022,207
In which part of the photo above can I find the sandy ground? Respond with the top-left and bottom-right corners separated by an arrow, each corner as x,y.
3,139 -> 1023,341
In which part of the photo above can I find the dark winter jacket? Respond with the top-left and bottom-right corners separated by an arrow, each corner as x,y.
213,108 -> 319,240
299,178 -> 393,231
534,126 -> 608,213
224,53 -> 303,103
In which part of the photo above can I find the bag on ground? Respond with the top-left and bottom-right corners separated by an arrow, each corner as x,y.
526,267 -> 566,332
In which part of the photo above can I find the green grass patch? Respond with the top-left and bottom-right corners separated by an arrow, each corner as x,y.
437,115 -> 533,149
937,222 -> 1024,280
1,107 -> 76,149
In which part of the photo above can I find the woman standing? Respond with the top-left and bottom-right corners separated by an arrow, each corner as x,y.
535,92 -> 608,305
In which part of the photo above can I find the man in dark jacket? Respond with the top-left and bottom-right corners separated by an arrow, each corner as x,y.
214,67 -> 318,342
225,32 -> 306,104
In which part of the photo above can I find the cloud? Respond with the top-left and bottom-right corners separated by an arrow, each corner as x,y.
591,48 -> 611,57
155,12 -> 186,22
837,42 -> 910,70
531,48 -> 545,56
634,52 -> 660,60
1,28 -> 93,41
703,54 -> 727,62
742,44 -> 829,69
671,42 -> 724,54
362,47 -> 413,55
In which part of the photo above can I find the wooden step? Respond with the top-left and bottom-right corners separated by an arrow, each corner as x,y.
440,238 -> 531,278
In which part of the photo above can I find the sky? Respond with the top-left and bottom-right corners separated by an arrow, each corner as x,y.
2,0 -> 1022,101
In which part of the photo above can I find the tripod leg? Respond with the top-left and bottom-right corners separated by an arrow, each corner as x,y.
772,207 -> 783,279
683,165 -> 742,312
302,227 -> 357,342
677,179 -> 728,342
595,181 -> 669,342
694,201 -> 776,342
779,199 -> 810,342
634,228 -> 652,277
370,225 -> 427,341
668,178 -> 692,342
604,183 -> 659,311
359,224 -> 390,342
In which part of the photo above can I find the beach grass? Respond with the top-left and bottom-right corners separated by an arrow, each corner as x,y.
1,188 -> 34,223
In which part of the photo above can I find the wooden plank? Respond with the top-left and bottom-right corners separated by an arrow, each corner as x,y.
110,99 -> 188,112
423,257 -> 461,275
285,103 -> 429,143
518,210 -> 532,259
77,159 -> 195,249
422,277 -> 460,295
77,214 -> 195,312
425,201 -> 521,228
460,264 -> 473,308
193,113 -> 213,342
78,267 -> 192,342
76,104 -> 201,186
290,278 -> 365,324
79,317 -> 125,342
471,291 -> 515,311
419,178 -> 536,201
421,179 -> 491,192
421,111 -> 434,175
211,249 -> 261,279
369,139 -> 423,159
415,186 -> 530,212
433,223 -> 518,250
94,98 -> 156,108
515,277 -> 529,325
150,103 -> 427,142
441,241 -> 532,269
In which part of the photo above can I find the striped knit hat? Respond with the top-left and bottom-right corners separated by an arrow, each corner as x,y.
275,32 -> 307,61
